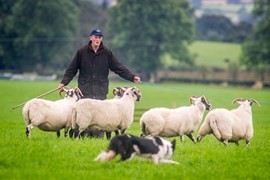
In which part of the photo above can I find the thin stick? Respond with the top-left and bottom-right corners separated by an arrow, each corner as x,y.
12,87 -> 60,110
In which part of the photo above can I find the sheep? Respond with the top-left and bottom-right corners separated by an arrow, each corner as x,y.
72,86 -> 141,138
197,98 -> 261,146
140,96 -> 211,143
105,86 -> 130,139
22,87 -> 83,137
69,86 -> 130,139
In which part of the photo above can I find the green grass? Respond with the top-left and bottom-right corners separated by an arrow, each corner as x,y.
0,80 -> 270,179
189,41 -> 242,68
162,41 -> 242,69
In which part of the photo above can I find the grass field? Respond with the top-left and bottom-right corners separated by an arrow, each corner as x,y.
189,41 -> 242,68
163,41 -> 241,69
0,80 -> 270,179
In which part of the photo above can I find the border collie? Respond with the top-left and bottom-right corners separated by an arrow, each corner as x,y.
95,134 -> 179,165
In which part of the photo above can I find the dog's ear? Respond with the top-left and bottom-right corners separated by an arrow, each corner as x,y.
171,139 -> 176,152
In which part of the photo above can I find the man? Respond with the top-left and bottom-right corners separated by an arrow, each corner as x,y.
58,29 -> 140,137
58,29 -> 140,99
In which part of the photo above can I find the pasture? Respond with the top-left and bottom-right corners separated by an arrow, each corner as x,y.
189,41 -> 241,68
0,80 -> 270,179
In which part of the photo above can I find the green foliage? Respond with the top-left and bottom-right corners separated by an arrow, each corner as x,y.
0,80 -> 270,179
196,15 -> 252,43
2,0 -> 79,72
108,0 -> 195,78
75,0 -> 108,37
241,0 -> 270,70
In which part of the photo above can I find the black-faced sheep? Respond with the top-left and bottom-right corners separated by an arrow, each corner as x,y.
197,98 -> 261,146
22,87 -> 83,137
140,96 -> 211,143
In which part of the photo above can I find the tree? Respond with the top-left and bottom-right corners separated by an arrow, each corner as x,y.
3,0 -> 79,73
196,14 -> 252,43
107,0 -> 195,81
241,0 -> 270,79
0,0 -> 18,70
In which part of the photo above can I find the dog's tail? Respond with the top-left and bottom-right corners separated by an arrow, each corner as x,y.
94,150 -> 116,162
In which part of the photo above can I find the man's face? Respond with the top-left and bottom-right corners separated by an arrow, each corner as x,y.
90,35 -> 103,47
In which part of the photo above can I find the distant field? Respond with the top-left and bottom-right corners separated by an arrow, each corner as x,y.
189,41 -> 242,68
162,41 -> 242,69
0,80 -> 270,179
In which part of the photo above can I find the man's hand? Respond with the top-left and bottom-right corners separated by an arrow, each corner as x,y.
58,83 -> 65,90
133,76 -> 141,84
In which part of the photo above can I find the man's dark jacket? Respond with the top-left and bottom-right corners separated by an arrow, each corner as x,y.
61,41 -> 135,99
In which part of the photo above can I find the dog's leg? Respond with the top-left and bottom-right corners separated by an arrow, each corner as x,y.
95,150 -> 117,162
159,159 -> 179,165
120,152 -> 134,161
152,156 -> 159,165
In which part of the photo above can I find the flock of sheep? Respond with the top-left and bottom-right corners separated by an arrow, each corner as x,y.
22,86 -> 260,146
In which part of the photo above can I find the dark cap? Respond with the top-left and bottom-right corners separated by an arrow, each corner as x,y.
90,29 -> 103,37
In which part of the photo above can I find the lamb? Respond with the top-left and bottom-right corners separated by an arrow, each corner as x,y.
72,86 -> 141,138
197,98 -> 261,146
140,96 -> 211,143
22,87 -> 83,137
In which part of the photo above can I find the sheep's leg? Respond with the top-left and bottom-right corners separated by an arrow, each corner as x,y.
186,133 -> 196,143
64,128 -> 69,137
105,132 -> 112,140
222,140 -> 228,146
115,130 -> 119,136
246,140 -> 250,146
120,129 -> 126,134
69,128 -> 75,138
180,135 -> 184,142
56,131 -> 60,137
25,127 -> 30,137
26,124 -> 34,137
197,135 -> 204,142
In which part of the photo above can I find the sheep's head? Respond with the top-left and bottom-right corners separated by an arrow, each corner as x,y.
190,96 -> 211,110
232,98 -> 261,107
59,86 -> 83,101
124,87 -> 142,101
112,86 -> 130,99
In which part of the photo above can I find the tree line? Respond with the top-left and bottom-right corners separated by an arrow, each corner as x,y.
0,0 -> 269,80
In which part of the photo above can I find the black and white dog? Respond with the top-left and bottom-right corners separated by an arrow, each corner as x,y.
95,134 -> 179,165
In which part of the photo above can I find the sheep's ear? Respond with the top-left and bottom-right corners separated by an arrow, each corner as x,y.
189,96 -> 198,105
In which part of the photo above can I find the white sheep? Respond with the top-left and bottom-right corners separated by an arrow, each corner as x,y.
22,87 -> 83,137
197,98 -> 261,146
140,96 -> 211,142
72,86 -> 141,138
105,86 -> 131,139
69,86 -> 130,139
